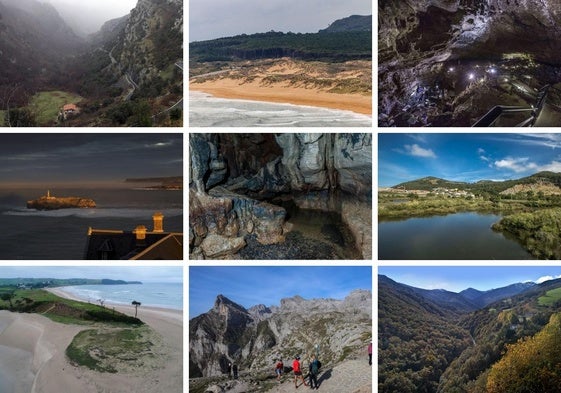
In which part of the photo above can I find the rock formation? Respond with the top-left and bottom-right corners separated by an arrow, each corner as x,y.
189,133 -> 372,259
26,191 -> 96,210
189,290 -> 372,379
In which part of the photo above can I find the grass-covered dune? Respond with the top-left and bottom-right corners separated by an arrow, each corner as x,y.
0,288 -> 142,325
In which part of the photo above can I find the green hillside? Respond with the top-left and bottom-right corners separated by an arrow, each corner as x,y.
380,275 -> 561,393
190,30 -> 372,63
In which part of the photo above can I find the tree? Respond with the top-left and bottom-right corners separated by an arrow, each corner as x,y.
4,108 -> 36,127
0,292 -> 15,309
132,300 -> 141,318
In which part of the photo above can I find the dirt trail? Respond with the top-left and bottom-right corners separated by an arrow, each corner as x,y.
265,358 -> 372,393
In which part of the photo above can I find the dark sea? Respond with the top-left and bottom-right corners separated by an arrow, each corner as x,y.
0,188 -> 183,260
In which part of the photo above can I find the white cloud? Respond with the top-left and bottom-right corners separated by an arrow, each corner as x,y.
538,161 -> 561,172
477,148 -> 490,162
494,157 -> 538,173
535,275 -> 561,284
404,144 -> 436,158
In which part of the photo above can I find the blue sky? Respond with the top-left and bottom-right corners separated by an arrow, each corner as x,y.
0,267 -> 182,283
379,266 -> 561,292
379,133 -> 561,187
189,266 -> 372,318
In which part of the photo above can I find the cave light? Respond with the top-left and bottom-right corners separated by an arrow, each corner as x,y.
468,73 -> 475,80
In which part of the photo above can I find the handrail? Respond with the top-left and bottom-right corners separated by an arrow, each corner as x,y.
472,106 -> 533,127
472,85 -> 550,127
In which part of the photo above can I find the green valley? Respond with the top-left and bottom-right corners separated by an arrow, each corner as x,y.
379,274 -> 561,393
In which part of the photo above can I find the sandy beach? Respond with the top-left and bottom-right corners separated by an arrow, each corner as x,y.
0,288 -> 182,393
190,79 -> 372,115
190,58 -> 372,115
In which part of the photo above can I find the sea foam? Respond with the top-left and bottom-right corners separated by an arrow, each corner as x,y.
189,91 -> 372,127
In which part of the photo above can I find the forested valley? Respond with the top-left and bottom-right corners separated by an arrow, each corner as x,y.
0,0 -> 183,127
379,275 -> 561,393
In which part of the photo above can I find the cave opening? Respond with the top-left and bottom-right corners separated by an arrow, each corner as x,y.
379,1 -> 561,127
189,133 -> 372,260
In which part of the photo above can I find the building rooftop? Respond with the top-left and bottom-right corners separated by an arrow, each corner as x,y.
83,213 -> 183,260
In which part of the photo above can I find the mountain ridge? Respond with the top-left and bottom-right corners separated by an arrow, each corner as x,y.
391,171 -> 561,194
190,291 -> 371,381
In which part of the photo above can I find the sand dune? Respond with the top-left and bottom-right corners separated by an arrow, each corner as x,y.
190,58 -> 372,115
0,288 -> 183,393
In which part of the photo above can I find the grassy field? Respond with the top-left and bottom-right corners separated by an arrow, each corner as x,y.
66,326 -> 154,373
538,287 -> 561,306
28,91 -> 83,126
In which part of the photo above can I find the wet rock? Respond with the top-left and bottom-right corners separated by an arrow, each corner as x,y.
341,199 -> 372,260
334,134 -> 372,200
200,234 -> 246,259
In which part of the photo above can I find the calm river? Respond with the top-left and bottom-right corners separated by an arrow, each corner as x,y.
378,212 -> 533,260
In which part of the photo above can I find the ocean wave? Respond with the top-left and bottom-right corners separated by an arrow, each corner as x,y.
189,91 -> 372,127
2,207 -> 183,218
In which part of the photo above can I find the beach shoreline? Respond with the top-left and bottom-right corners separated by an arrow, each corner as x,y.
190,80 -> 372,115
0,287 -> 183,393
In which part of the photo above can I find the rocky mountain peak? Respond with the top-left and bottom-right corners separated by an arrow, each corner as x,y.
248,303 -> 272,320
213,294 -> 248,315
190,290 -> 372,378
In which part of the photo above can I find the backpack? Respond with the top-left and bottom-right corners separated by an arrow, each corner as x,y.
312,359 -> 321,375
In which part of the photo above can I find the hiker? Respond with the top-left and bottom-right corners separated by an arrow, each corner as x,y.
292,355 -> 308,388
275,358 -> 284,382
368,342 -> 372,365
228,362 -> 232,378
308,354 -> 320,390
233,363 -> 238,379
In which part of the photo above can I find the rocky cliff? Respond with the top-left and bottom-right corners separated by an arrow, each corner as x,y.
189,133 -> 372,259
108,0 -> 183,86
27,195 -> 96,210
189,291 -> 372,379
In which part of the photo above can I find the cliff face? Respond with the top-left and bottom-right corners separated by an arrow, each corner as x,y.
27,196 -> 96,210
189,291 -> 372,378
110,0 -> 183,86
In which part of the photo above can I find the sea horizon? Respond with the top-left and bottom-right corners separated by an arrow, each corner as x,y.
58,282 -> 183,310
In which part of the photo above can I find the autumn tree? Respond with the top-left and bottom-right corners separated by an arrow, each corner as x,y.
486,313 -> 561,392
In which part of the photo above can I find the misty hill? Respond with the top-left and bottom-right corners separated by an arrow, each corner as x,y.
189,290 -> 371,383
319,15 -> 372,33
0,0 -> 83,105
189,16 -> 372,63
2,0 -> 183,127
379,274 -> 561,393
392,171 -> 561,195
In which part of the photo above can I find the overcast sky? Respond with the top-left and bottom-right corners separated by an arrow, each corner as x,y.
380,266 -> 561,292
189,266 -> 372,318
46,0 -> 137,35
0,134 -> 182,188
190,0 -> 371,42
0,266 -> 182,283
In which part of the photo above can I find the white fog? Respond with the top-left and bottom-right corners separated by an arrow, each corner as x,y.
46,0 -> 138,36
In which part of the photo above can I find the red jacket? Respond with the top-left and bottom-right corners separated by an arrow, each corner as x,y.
292,359 -> 301,373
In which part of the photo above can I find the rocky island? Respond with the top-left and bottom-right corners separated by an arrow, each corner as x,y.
27,190 -> 96,210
